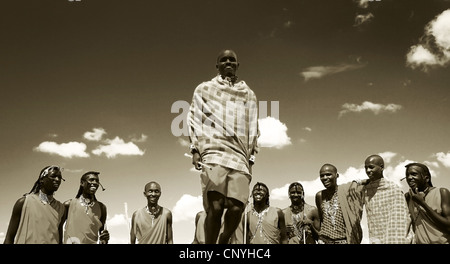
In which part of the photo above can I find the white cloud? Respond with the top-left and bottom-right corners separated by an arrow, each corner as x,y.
257,116 -> 292,149
378,151 -> 397,163
406,9 -> 450,71
354,13 -> 374,27
172,194 -> 203,223
34,141 -> 90,158
131,134 -> 148,143
436,151 -> 450,167
406,45 -> 440,69
339,101 -> 402,118
92,136 -> 145,158
105,213 -> 131,244
301,61 -> 366,81
106,213 -> 129,227
83,128 -> 107,141
303,127 -> 312,132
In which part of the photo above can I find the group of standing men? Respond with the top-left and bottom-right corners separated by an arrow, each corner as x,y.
4,49 -> 450,244
186,49 -> 450,245
3,166 -> 174,244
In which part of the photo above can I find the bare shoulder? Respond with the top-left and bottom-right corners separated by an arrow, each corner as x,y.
439,187 -> 450,198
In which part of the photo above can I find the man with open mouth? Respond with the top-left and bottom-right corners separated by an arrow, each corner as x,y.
63,171 -> 109,244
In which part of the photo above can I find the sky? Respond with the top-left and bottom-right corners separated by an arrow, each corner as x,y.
1,0 -> 450,244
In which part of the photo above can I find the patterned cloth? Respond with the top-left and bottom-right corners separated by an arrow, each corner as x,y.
364,178 -> 412,244
15,193 -> 65,244
319,190 -> 347,241
187,75 -> 259,175
407,187 -> 450,244
64,198 -> 103,244
131,207 -> 171,244
338,182 -> 365,244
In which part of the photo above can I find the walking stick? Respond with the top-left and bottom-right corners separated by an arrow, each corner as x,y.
243,201 -> 249,244
303,229 -> 306,244
124,202 -> 131,232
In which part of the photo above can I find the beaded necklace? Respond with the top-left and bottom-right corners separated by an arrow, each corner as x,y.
290,205 -> 306,242
80,195 -> 95,214
39,190 -> 54,205
146,205 -> 161,227
250,206 -> 271,244
323,190 -> 339,230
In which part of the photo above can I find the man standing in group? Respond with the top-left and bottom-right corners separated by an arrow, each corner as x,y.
362,154 -> 412,243
130,181 -> 173,244
404,162 -> 450,243
187,49 -> 259,244
283,182 -> 320,244
4,166 -> 66,244
63,171 -> 109,244
315,164 -> 365,244
246,182 -> 288,244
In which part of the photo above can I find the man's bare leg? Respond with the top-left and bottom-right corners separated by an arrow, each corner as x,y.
218,198 -> 244,244
205,191 -> 225,244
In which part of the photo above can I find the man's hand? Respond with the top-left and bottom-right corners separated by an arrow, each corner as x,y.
409,188 -> 426,207
99,229 -> 110,244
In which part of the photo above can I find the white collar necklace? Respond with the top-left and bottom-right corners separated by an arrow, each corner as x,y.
146,205 -> 161,227
39,190 -> 54,205
80,195 -> 96,214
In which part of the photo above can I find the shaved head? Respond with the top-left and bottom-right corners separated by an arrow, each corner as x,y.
320,163 -> 337,174
144,181 -> 161,192
216,49 -> 238,63
365,154 -> 384,167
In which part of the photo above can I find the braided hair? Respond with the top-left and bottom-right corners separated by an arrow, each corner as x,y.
288,182 -> 305,199
252,182 -> 270,206
26,166 -> 62,196
76,171 -> 104,200
405,163 -> 433,187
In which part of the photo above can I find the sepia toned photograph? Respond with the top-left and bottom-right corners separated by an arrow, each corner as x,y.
1,0 -> 449,256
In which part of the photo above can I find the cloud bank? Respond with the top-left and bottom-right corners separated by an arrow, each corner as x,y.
406,9 -> 450,71
301,60 -> 366,81
34,141 -> 89,158
35,128 -> 146,159
339,101 -> 402,118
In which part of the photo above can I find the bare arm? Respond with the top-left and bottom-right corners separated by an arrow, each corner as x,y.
307,207 -> 321,235
277,208 -> 288,244
315,191 -> 323,224
4,196 -> 25,244
130,211 -> 137,244
99,202 -> 109,244
411,188 -> 450,233
192,212 -> 201,244
166,210 -> 173,244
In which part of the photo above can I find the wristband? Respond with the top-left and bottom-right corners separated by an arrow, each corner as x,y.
352,179 -> 362,185
249,155 -> 256,164
189,144 -> 199,155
